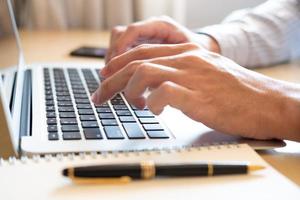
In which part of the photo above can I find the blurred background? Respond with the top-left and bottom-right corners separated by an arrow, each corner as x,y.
3,0 -> 266,31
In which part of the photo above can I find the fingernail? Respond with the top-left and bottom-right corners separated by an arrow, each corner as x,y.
91,91 -> 102,105
101,68 -> 108,76
91,92 -> 98,104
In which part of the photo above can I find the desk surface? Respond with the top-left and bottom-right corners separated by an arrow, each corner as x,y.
1,30 -> 300,186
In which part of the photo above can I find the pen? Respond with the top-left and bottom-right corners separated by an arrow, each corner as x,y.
62,161 -> 265,183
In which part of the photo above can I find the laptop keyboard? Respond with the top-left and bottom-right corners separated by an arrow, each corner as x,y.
43,67 -> 169,141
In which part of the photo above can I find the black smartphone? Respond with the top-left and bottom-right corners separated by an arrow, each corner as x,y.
70,46 -> 107,58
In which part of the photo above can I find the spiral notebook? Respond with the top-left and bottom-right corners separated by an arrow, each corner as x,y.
0,143 -> 299,200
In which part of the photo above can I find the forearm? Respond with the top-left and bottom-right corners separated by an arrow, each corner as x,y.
198,0 -> 300,68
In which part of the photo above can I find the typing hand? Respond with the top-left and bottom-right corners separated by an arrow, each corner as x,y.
92,43 -> 300,141
102,16 -> 219,76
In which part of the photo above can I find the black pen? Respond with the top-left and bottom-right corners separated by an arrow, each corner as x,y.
62,161 -> 265,184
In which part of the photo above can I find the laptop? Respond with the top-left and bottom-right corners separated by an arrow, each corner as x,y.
0,0 -> 285,159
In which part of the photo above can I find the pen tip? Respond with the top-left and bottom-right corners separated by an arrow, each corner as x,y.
62,169 -> 69,176
248,165 -> 265,172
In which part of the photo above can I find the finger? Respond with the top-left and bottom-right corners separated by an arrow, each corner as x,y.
103,43 -> 198,77
110,19 -> 177,60
124,63 -> 179,108
93,51 -> 199,105
92,61 -> 142,105
146,81 -> 194,115
104,25 -> 126,65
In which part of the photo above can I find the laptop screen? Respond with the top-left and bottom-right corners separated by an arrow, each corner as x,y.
0,1 -> 19,68
0,0 -> 26,156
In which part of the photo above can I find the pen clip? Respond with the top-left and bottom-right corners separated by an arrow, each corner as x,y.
70,176 -> 132,184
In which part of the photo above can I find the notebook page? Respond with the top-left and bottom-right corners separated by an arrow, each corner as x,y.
0,144 -> 299,200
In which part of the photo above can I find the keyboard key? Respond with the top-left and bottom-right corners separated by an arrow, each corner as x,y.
101,119 -> 118,126
61,125 -> 79,132
72,90 -> 86,94
46,112 -> 56,118
44,86 -> 52,90
57,96 -> 71,101
81,121 -> 99,128
46,100 -> 54,106
119,116 -> 136,123
80,115 -> 96,121
123,123 -> 145,139
63,132 -> 81,140
130,105 -> 138,110
113,105 -> 128,110
72,85 -> 84,89
134,110 -> 154,118
147,131 -> 169,139
56,92 -> 70,96
78,109 -> 94,115
59,112 -> 76,118
58,107 -> 74,112
142,124 -> 163,131
96,107 -> 112,113
47,118 -> 57,125
131,105 -> 149,111
45,96 -> 53,101
46,106 -> 55,111
116,110 -> 132,116
48,132 -> 59,140
56,88 -> 69,92
47,125 -> 58,132
83,128 -> 103,139
94,102 -> 109,108
139,118 -> 159,124
74,94 -> 88,99
60,118 -> 77,125
110,99 -> 125,105
77,104 -> 92,109
98,113 -> 115,119
45,90 -> 52,95
57,101 -> 73,107
103,126 -> 124,139
75,99 -> 90,104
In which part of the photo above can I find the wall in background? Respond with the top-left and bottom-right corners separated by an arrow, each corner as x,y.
184,0 -> 266,28
15,0 -> 268,30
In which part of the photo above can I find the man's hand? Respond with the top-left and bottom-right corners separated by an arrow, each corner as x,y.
102,16 -> 219,76
93,43 -> 300,141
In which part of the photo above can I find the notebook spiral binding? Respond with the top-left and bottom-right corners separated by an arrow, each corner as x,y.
0,142 -> 240,166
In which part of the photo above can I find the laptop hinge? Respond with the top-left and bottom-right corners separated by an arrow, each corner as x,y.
19,69 -> 32,140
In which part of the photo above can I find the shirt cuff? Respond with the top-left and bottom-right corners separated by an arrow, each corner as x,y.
197,23 -> 249,66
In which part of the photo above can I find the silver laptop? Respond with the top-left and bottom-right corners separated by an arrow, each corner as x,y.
0,0 -> 284,159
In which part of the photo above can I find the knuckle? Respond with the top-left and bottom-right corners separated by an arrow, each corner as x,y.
127,24 -> 137,32
133,44 -> 151,56
106,56 -> 117,68
184,42 -> 200,50
135,63 -> 150,79
182,54 -> 200,63
159,81 -> 174,95
158,15 -> 172,22
127,60 -> 143,71
136,43 -> 150,50
111,26 -> 121,34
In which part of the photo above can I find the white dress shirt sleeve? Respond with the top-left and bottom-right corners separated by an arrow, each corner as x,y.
199,0 -> 300,68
